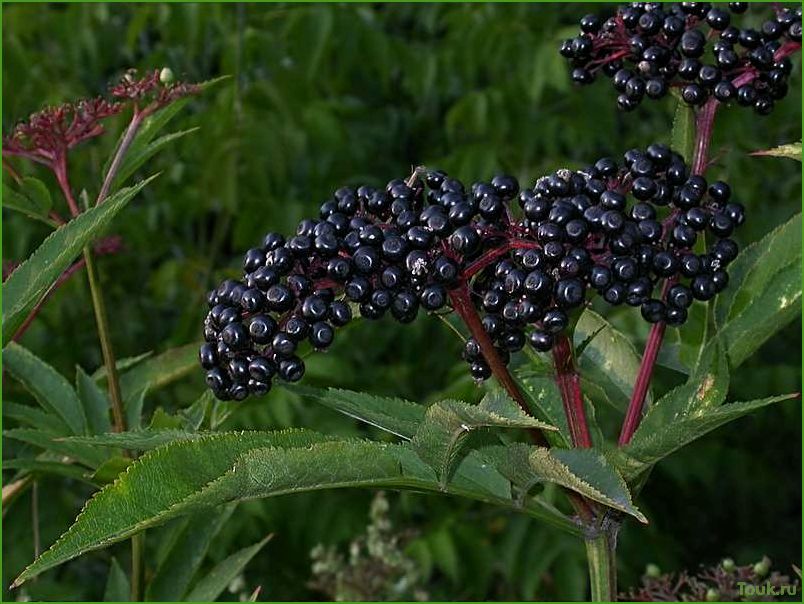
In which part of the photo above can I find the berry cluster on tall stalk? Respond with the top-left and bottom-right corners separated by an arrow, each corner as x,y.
561,2 -> 801,113
201,146 -> 744,404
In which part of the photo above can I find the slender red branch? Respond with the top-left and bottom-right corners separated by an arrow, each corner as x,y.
11,259 -> 88,342
552,334 -> 593,448
53,155 -> 80,216
618,93 -> 722,447
448,284 -> 548,446
691,98 -> 719,176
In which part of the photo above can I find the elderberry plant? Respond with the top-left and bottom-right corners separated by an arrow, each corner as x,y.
4,5 -> 801,604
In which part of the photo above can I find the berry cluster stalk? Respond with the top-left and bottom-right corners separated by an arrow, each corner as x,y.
552,334 -> 593,448
619,97 -> 719,446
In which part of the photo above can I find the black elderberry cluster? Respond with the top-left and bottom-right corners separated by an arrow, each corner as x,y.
200,144 -> 744,401
561,2 -> 801,114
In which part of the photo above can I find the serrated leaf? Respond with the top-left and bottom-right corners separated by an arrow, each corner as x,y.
147,506 -> 236,601
184,534 -> 272,602
750,141 -> 802,161
546,448 -> 645,521
671,100 -> 695,163
289,385 -> 425,439
3,343 -> 86,435
635,342 -> 729,440
616,394 -> 798,481
12,430 -> 336,585
411,394 -> 555,486
3,402 -> 70,435
76,367 -> 112,435
14,432 -> 580,585
2,176 -> 157,343
492,443 -> 646,522
61,428 -> 199,451
103,557 -> 130,602
574,310 -> 646,411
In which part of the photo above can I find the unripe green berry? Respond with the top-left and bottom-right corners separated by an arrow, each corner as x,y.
721,557 -> 736,572
706,588 -> 720,601
645,563 -> 662,578
753,557 -> 771,577
159,67 -> 175,84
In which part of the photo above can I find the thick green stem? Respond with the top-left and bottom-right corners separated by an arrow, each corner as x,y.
83,246 -> 126,433
131,531 -> 145,601
585,526 -> 618,602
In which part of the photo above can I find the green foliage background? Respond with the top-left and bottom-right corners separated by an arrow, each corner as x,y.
3,3 -> 801,601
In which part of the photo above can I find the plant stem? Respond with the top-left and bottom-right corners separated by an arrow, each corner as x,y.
585,524 -> 619,602
131,531 -> 145,601
97,111 -> 144,205
448,285 -> 548,446
618,98 -> 720,446
83,246 -> 126,433
53,155 -> 80,216
552,334 -> 592,448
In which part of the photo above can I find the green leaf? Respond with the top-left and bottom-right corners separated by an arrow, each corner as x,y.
493,444 -> 646,522
616,394 -> 797,481
635,342 -> 729,440
126,387 -> 148,430
411,393 -> 555,486
515,371 -> 571,448
118,343 -> 200,402
289,385 -> 426,439
103,557 -> 130,602
184,535 -> 272,602
3,458 -> 95,484
14,432 -> 580,585
671,100 -> 695,163
3,402 -> 70,435
3,343 -> 87,435
61,428 -> 200,451
2,176 -> 157,343
11,430 -> 338,585
714,214 -> 801,367
750,141 -> 802,161
146,506 -> 236,601
4,429 -> 106,468
574,310 -> 647,411
76,367 -> 113,435
2,182 -> 56,226
112,128 -> 199,189
90,456 -> 132,485
20,176 -> 53,213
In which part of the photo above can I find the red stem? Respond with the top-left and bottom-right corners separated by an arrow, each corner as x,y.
11,259 -> 88,342
448,284 -> 548,447
53,154 -> 80,217
552,334 -> 592,448
618,93 -> 722,446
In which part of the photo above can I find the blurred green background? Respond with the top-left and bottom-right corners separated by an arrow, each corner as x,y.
3,2 -> 801,601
